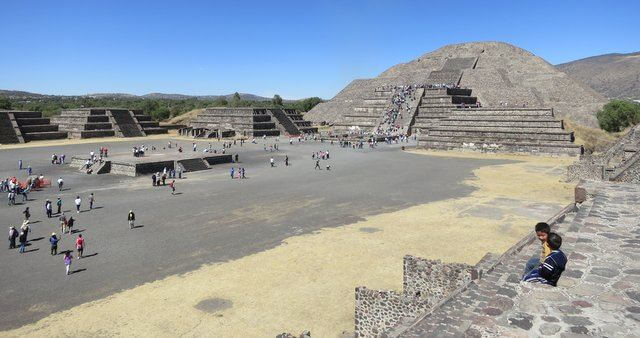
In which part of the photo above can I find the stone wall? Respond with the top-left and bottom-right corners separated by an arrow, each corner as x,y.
109,162 -> 137,176
354,257 -> 474,337
402,256 -> 473,305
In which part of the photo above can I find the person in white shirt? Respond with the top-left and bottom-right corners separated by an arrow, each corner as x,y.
74,196 -> 82,213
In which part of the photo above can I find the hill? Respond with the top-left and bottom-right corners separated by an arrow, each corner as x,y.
306,41 -> 608,127
0,90 -> 272,101
556,52 -> 640,100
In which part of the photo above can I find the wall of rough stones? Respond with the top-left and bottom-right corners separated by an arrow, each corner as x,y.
403,256 -> 473,306
354,257 -> 474,337
355,287 -> 429,337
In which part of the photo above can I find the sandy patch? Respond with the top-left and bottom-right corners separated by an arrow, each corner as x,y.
3,153 -> 574,337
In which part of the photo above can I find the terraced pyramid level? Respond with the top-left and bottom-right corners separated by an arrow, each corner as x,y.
52,108 -> 166,139
188,108 -> 317,138
418,107 -> 583,156
1,110 -> 68,143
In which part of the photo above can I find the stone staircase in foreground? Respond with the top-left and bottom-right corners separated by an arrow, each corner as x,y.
396,180 -> 640,337
419,107 -> 583,156
1,110 -> 68,143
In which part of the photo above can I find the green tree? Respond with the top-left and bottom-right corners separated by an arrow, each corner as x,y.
230,92 -> 242,107
597,100 -> 640,132
299,97 -> 323,112
272,94 -> 283,106
0,97 -> 11,109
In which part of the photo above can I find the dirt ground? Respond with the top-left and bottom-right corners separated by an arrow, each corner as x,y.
2,151 -> 576,337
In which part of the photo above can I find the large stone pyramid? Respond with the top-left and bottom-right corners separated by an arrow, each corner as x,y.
306,41 -> 607,127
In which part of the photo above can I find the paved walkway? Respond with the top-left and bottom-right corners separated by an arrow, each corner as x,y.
399,180 -> 640,337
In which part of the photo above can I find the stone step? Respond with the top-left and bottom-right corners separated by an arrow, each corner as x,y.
22,131 -> 68,141
19,124 -> 59,133
68,130 -> 116,139
134,115 -> 152,122
10,111 -> 42,119
142,127 -> 168,135
428,128 -> 573,141
252,129 -> 280,137
438,119 -> 563,128
363,98 -> 388,105
451,108 -> 553,117
15,118 -> 50,125
178,158 -> 210,172
419,103 -> 459,108
421,137 -> 582,155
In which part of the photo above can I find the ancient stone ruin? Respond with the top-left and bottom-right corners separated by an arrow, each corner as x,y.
0,110 -> 68,143
183,108 -> 317,138
51,108 -> 167,139
568,124 -> 640,183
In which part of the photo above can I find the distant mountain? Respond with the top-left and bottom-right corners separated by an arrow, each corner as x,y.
0,90 -> 274,101
556,52 -> 640,100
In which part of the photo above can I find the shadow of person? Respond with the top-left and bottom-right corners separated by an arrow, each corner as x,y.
70,268 -> 86,274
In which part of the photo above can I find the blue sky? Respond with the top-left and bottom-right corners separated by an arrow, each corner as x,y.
1,0 -> 638,99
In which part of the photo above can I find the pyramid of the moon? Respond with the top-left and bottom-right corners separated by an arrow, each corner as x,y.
306,41 -> 607,128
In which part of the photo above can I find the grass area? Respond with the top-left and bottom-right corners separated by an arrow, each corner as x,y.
564,119 -> 621,154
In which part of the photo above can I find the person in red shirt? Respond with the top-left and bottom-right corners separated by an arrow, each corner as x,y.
169,180 -> 176,195
75,234 -> 84,259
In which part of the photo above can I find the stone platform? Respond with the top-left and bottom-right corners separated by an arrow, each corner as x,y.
70,152 -> 232,177
387,180 -> 640,337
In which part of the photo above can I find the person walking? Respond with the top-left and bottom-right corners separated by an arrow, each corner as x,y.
89,193 -> 94,210
75,234 -> 84,259
49,233 -> 59,255
59,212 -> 67,234
285,155 -> 289,166
74,196 -> 81,213
56,197 -> 62,215
169,180 -> 176,195
18,159 -> 22,170
270,158 -> 275,167
315,159 -> 321,170
18,231 -> 27,253
45,199 -> 52,218
63,251 -> 73,275
66,216 -> 75,234
23,207 -> 30,221
128,210 -> 135,230
57,177 -> 64,191
8,226 -> 18,249
151,173 -> 156,187
26,165 -> 32,176
230,167 -> 235,179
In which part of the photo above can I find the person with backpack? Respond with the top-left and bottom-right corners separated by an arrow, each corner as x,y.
49,233 -> 59,255
75,234 -> 84,259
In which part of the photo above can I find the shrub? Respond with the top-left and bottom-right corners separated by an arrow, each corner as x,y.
597,100 -> 640,132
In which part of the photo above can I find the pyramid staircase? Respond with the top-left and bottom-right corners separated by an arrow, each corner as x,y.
283,109 -> 318,134
177,158 -> 210,172
334,88 -> 393,133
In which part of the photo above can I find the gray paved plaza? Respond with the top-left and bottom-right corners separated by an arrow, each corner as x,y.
0,137 -> 505,330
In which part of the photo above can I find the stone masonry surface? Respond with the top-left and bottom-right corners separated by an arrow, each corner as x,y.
397,180 -> 640,337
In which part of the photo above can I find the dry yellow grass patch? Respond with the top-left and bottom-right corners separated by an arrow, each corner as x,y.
3,153 -> 574,337
564,119 -> 619,153
166,108 -> 205,125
